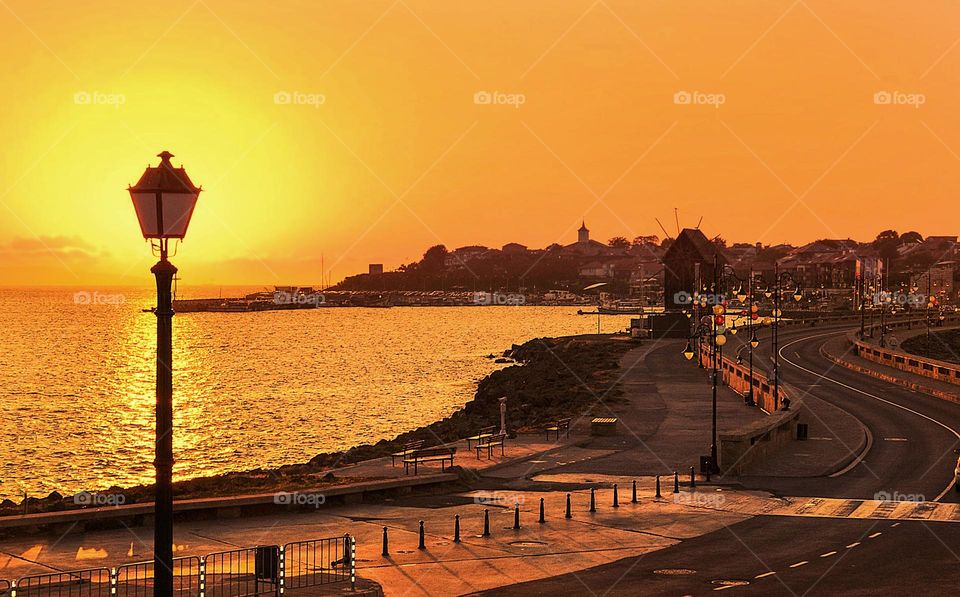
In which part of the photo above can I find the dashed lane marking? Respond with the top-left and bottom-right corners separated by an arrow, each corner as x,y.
883,437 -> 908,442
820,551 -> 837,558
846,542 -> 860,548
755,572 -> 776,579
868,532 -> 882,539
789,561 -> 808,568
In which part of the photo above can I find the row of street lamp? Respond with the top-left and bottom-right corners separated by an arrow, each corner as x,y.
681,257 -> 802,473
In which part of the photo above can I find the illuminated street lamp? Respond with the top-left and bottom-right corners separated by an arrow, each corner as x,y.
128,151 -> 202,597
771,262 -> 801,410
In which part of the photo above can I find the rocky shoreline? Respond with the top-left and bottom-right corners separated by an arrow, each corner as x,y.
0,335 -> 632,518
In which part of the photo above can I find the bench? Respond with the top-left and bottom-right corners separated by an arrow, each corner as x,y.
391,440 -> 424,467
545,418 -> 571,441
590,417 -> 618,436
466,425 -> 497,449
475,433 -> 507,459
403,447 -> 457,475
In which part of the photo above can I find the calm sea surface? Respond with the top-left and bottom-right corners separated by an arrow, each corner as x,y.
0,287 -> 633,500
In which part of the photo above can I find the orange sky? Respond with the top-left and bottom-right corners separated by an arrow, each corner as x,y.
0,0 -> 958,286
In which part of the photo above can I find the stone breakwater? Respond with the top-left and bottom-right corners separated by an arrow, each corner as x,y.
0,335 -> 632,517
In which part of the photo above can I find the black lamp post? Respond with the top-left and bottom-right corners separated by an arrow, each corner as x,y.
771,262 -> 801,411
717,263 -> 755,406
128,151 -> 201,597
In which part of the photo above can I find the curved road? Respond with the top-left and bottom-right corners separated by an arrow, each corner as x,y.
734,324 -> 960,503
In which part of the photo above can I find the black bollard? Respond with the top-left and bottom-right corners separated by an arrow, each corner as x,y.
418,520 -> 426,550
613,484 -> 619,508
632,480 -> 638,504
539,498 -> 545,524
514,504 -> 521,530
454,514 -> 461,543
706,466 -> 712,483
482,509 -> 490,537
655,475 -> 662,498
565,493 -> 572,519
590,488 -> 596,512
673,471 -> 679,494
382,527 -> 389,557
690,466 -> 696,489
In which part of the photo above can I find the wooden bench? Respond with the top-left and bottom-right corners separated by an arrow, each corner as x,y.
545,418 -> 571,440
466,425 -> 497,449
475,433 -> 506,459
403,447 -> 457,475
590,417 -> 618,436
391,440 -> 424,467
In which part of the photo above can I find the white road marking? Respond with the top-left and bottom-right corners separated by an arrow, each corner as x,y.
789,561 -> 808,568
892,522 -> 900,527
820,551 -> 837,558
755,571 -> 776,579
780,332 -> 960,501
713,586 -> 736,591
868,532 -> 882,538
883,438 -> 908,442
846,542 -> 860,548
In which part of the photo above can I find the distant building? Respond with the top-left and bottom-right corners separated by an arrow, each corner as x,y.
661,229 -> 727,310
369,264 -> 384,275
501,242 -> 528,254
561,221 -> 623,257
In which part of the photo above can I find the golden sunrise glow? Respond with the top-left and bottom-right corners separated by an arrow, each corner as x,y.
1,0 -> 958,285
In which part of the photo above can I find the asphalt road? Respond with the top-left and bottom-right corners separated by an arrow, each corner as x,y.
489,324 -> 960,596
733,325 -> 960,503
477,516 -> 960,596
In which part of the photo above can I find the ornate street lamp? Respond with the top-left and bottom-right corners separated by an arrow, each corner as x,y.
128,151 -> 201,597
771,262 -> 801,410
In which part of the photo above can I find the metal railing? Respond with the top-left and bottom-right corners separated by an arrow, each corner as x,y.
114,556 -> 201,597
204,546 -> 279,597
4,536 -> 355,597
281,536 -> 353,593
12,567 -> 112,597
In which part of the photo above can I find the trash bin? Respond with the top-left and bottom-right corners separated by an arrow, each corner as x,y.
255,545 -> 280,581
796,423 -> 809,440
700,455 -> 714,474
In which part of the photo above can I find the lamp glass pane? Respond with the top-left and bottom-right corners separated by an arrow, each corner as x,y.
160,192 -> 198,238
131,192 -> 159,238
